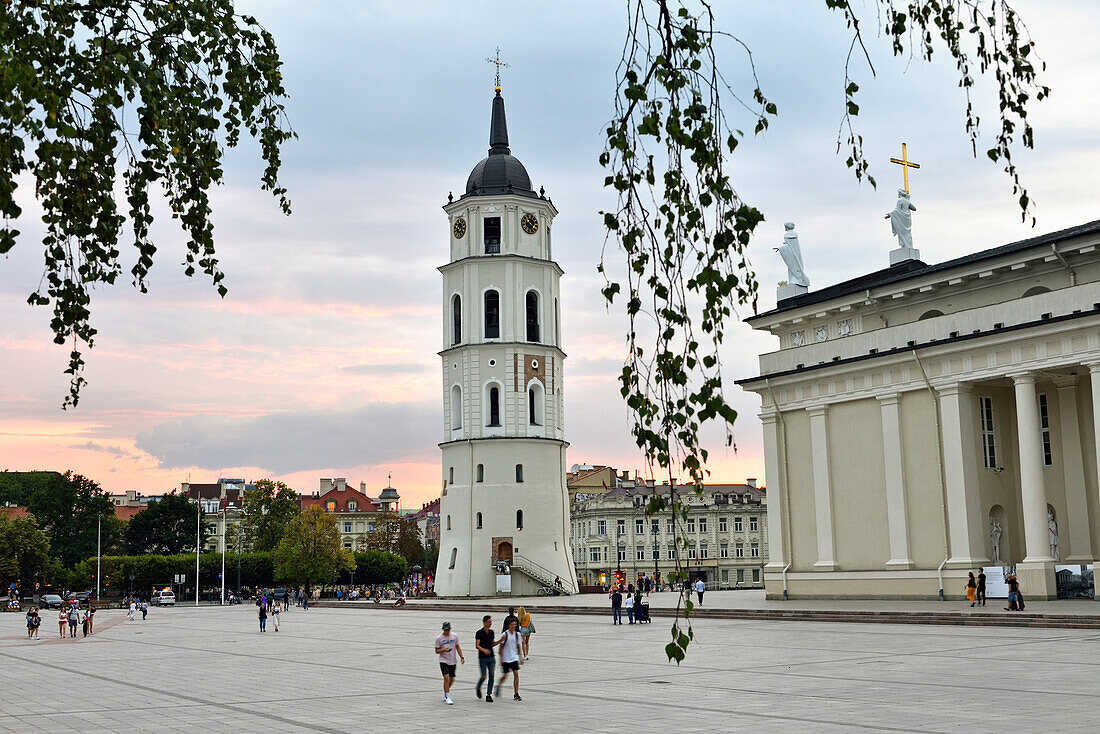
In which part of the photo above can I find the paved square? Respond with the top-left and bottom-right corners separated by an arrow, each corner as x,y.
2,603 -> 1098,732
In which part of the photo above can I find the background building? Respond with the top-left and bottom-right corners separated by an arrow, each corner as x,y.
571,478 -> 767,589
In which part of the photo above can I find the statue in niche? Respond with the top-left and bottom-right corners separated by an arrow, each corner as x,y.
1048,507 -> 1059,561
989,517 -> 1002,564
774,222 -> 809,287
885,189 -> 917,249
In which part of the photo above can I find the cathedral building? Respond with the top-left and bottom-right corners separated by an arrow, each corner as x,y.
740,219 -> 1100,600
433,86 -> 578,597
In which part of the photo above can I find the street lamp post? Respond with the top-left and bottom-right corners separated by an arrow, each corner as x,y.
195,494 -> 201,607
96,512 -> 102,603
220,506 -> 227,605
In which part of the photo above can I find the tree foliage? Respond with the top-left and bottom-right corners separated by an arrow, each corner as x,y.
351,549 -> 408,586
273,506 -> 354,588
125,492 -> 197,555
0,514 -> 52,591
0,0 -> 294,405
602,0 -> 1049,663
242,478 -> 301,552
24,471 -> 117,567
358,511 -> 424,565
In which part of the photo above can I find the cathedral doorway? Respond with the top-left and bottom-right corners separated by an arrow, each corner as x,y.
493,537 -> 514,564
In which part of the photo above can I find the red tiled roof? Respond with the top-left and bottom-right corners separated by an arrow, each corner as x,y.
299,486 -> 381,513
0,506 -> 29,519
114,506 -> 146,522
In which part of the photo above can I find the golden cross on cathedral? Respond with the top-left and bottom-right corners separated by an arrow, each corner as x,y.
486,47 -> 509,92
889,143 -> 921,194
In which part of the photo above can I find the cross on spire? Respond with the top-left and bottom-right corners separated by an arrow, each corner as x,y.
889,142 -> 921,195
486,47 -> 508,93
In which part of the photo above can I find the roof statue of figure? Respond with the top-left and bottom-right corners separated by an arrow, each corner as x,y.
775,222 -> 809,288
886,188 -> 917,250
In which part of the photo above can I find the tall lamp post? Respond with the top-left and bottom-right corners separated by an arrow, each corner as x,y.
96,512 -> 102,603
194,493 -> 201,607
652,515 -> 659,591
220,504 -> 228,605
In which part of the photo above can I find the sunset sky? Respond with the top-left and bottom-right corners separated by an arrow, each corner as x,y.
2,1 -> 1098,510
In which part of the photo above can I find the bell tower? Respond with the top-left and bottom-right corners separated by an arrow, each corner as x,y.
434,86 -> 578,597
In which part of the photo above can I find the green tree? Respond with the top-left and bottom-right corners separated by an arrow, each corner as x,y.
242,479 -> 301,552
1,0 -> 294,406
25,471 -> 117,567
358,511 -> 423,565
273,506 -> 354,588
125,492 -> 198,555
603,0 -> 1050,664
351,550 -> 407,586
0,514 -> 52,592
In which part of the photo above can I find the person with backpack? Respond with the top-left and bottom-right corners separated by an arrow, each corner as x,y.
258,603 -> 268,632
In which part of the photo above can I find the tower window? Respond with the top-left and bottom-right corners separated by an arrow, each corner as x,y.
448,547 -> 457,569
446,515 -> 451,530
526,290 -> 540,342
448,467 -> 454,484
484,216 -> 501,253
515,464 -> 524,483
516,509 -> 524,530
451,294 -> 461,345
484,290 -> 500,339
488,386 -> 501,426
528,382 -> 544,426
476,464 -> 484,482
450,385 -> 463,430
476,512 -> 483,529
554,297 -> 559,345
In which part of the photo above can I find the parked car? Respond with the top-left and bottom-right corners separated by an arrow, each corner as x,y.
68,591 -> 92,603
40,594 -> 64,609
272,587 -> 287,601
151,590 -> 176,606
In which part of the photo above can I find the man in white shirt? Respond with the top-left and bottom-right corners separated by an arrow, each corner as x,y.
497,618 -> 523,701
434,621 -> 464,705
695,578 -> 706,605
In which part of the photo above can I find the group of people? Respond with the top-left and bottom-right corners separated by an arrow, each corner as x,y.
433,606 -> 534,705
608,584 -> 654,624
23,601 -> 96,640
255,589 -> 288,631
965,570 -> 1027,610
125,598 -> 149,621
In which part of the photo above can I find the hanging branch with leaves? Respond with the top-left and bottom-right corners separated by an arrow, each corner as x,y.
601,0 -> 1048,663
0,0 -> 294,406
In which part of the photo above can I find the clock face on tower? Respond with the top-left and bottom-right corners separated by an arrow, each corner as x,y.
521,213 -> 539,234
453,217 -> 467,239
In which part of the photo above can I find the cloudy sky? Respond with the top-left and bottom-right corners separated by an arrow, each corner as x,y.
2,1 -> 1098,509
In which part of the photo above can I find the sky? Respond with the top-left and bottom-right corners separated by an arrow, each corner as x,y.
2,1 -> 1098,509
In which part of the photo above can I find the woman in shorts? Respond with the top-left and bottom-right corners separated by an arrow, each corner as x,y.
517,606 -> 535,661
58,607 -> 67,638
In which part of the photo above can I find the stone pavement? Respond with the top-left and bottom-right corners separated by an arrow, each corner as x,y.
2,603 -> 1099,732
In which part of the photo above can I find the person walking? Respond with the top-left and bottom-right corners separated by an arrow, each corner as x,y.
610,588 -> 623,625
283,591 -> 290,611
86,606 -> 95,635
434,621 -> 464,705
502,606 -> 518,633
475,615 -> 496,702
271,602 -> 280,632
68,604 -> 79,637
625,592 -> 635,624
26,607 -> 36,640
966,572 -> 977,607
29,607 -> 41,640
127,600 -> 136,621
1004,574 -> 1021,611
497,618 -> 523,701
695,578 -> 706,605
140,599 -> 148,620
976,570 -> 987,607
58,607 -> 67,638
81,608 -> 89,637
517,607 -> 534,660
258,603 -> 268,632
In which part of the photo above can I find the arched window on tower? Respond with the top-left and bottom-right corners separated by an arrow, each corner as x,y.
450,385 -> 463,430
528,382 -> 544,426
451,294 -> 461,345
526,290 -> 540,342
554,297 -> 560,345
484,290 -> 500,339
516,510 -> 524,530
476,512 -> 483,529
488,385 -> 501,426
515,464 -> 524,483
476,464 -> 485,482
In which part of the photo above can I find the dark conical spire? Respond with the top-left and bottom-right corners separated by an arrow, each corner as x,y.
488,90 -> 510,156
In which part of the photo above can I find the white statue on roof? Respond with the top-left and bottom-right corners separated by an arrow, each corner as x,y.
775,222 -> 809,287
886,189 -> 917,250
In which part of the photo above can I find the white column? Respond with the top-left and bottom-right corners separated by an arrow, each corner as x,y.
1011,372 -> 1055,563
1054,376 -> 1092,562
938,383 -> 988,566
878,393 -> 913,569
808,406 -> 837,571
760,410 -> 786,570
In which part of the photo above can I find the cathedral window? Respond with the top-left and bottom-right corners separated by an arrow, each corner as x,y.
484,216 -> 501,253
476,464 -> 485,482
525,290 -> 540,342
450,385 -> 463,430
476,512 -> 483,529
484,290 -> 500,339
979,396 -> 997,468
516,510 -> 524,530
515,464 -> 524,483
1039,393 -> 1053,466
452,294 -> 461,344
488,386 -> 501,426
528,382 -> 544,425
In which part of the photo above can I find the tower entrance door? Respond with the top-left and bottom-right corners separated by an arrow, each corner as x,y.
493,537 -> 514,564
